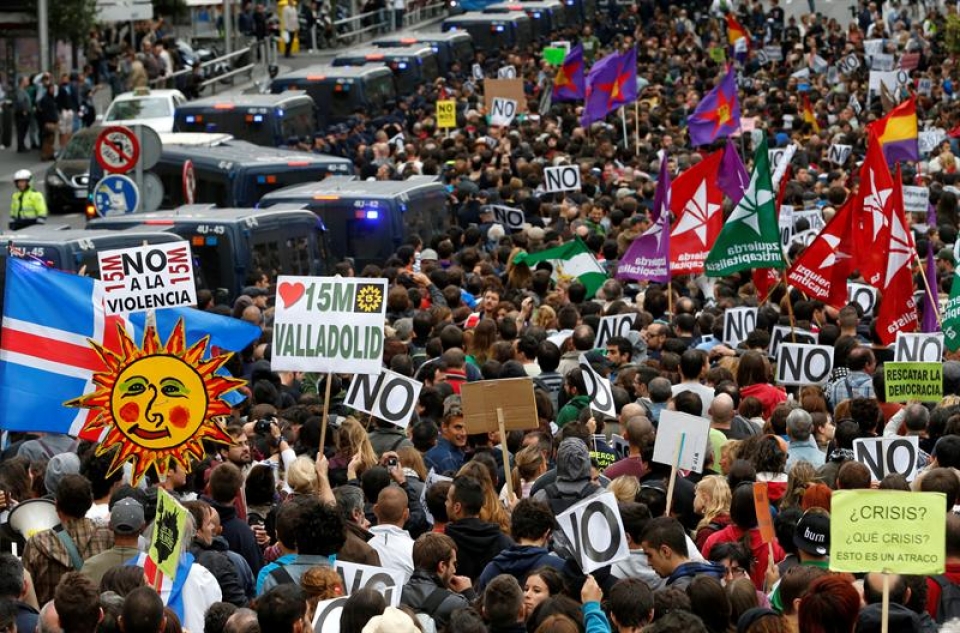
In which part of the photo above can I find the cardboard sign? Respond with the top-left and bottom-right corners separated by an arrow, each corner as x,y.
853,436 -> 921,482
903,186 -> 930,214
497,65 -> 517,79
556,491 -> 630,573
150,488 -> 188,580
484,78 -> 525,113
312,597 -> 347,633
869,70 -> 909,95
436,100 -> 457,128
864,39 -> 885,59
894,332 -> 944,363
754,482 -> 775,543
578,354 -> 616,418
722,307 -> 758,347
768,325 -> 817,360
271,276 -> 387,374
490,205 -> 525,230
461,377 -> 538,433
544,165 -> 581,193
884,362 -> 943,402
653,410 -> 710,473
919,130 -> 946,154
837,53 -> 860,74
828,144 -> 853,165
776,343 -> 834,386
344,369 -> 422,429
490,97 -> 518,127
762,45 -> 782,62
870,53 -> 895,71
848,283 -> 878,317
830,490 -> 945,574
595,314 -> 635,348
335,561 -> 405,606
98,242 -> 197,315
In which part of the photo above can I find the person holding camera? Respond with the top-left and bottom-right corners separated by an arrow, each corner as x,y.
368,454 -> 416,582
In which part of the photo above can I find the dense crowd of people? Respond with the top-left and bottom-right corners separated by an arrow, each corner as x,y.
7,0 -> 960,632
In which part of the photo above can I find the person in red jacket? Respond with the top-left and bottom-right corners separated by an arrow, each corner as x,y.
702,482 -> 786,591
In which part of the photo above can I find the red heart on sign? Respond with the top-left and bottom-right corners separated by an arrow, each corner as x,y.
278,282 -> 306,309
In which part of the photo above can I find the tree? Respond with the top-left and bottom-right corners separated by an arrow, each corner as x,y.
27,0 -> 98,49
153,0 -> 188,20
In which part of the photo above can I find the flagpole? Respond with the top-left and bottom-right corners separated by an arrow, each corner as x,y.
914,252 -> 943,326
620,106 -> 628,149
783,281 -> 798,343
634,100 -> 640,156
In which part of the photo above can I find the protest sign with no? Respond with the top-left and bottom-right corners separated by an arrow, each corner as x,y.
271,276 -> 387,374
556,491 -> 630,573
595,313 -> 635,348
768,325 -> 817,360
884,362 -> 943,402
490,205 -> 525,230
830,490 -> 945,574
335,561 -> 406,606
99,242 -> 197,315
579,354 -> 615,417
776,343 -> 834,386
312,597 -> 347,633
653,410 -> 710,473
490,97 -> 518,127
544,165 -> 581,193
848,283 -> 878,317
853,436 -> 921,482
344,369 -> 422,429
894,332 -> 944,363
827,144 -> 853,165
723,307 -> 758,347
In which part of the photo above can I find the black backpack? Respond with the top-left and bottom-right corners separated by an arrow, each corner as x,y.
932,575 -> 960,624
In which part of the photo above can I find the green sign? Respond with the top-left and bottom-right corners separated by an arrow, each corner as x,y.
709,47 -> 727,63
883,362 -> 943,402
149,488 -> 188,579
830,490 -> 945,574
543,47 -> 566,65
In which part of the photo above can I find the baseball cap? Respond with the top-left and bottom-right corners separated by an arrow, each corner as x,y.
793,510 -> 830,556
109,498 -> 146,535
420,248 -> 439,261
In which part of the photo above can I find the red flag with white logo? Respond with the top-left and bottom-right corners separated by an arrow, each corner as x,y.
785,199 -> 856,309
876,166 -> 918,344
669,150 -> 724,275
854,135 -> 895,288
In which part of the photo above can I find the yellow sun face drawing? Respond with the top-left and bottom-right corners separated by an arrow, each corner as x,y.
67,318 -> 245,485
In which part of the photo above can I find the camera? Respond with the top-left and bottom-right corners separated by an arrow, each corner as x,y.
387,457 -> 398,470
254,416 -> 276,436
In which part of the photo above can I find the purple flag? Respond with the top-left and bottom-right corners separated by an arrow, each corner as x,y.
581,48 -> 638,127
718,139 -> 748,203
553,44 -> 586,103
928,202 -> 938,227
616,154 -> 671,283
922,246 -> 940,333
688,67 -> 741,147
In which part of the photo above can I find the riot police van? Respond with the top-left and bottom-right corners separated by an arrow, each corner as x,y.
331,47 -> 441,97
442,12 -> 533,52
371,32 -> 475,74
258,176 -> 449,268
173,93 -> 317,148
484,1 -> 564,39
269,65 -> 396,131
88,206 -> 330,300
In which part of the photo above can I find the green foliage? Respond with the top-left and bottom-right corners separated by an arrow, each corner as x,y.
27,0 -> 98,45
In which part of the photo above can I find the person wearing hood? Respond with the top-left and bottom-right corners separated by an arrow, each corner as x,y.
532,437 -> 602,514
443,475 -> 514,582
475,498 -> 564,593
702,482 -> 786,591
640,516 -> 724,590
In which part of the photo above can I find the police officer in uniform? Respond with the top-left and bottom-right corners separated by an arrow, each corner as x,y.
9,170 -> 48,230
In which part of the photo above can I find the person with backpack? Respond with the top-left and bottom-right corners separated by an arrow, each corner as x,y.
256,496 -> 344,596
532,438 -> 602,514
401,532 -> 476,632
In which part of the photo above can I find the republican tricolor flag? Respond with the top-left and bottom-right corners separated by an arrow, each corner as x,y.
868,96 -> 919,165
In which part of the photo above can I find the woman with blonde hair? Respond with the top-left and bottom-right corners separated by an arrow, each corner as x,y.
329,416 -> 378,487
287,455 -> 320,496
781,461 -> 817,510
457,460 -> 511,533
607,475 -> 640,503
302,566 -> 345,623
506,444 -> 547,502
533,304 -> 557,332
694,475 -> 733,550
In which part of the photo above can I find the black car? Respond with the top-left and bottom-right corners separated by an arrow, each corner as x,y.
45,125 -> 99,214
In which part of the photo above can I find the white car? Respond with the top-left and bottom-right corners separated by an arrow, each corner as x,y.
102,88 -> 187,133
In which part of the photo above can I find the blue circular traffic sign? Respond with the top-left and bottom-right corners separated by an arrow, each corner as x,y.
93,174 -> 140,217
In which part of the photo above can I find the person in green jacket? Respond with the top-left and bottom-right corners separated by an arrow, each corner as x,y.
10,169 -> 47,231
557,367 -> 591,427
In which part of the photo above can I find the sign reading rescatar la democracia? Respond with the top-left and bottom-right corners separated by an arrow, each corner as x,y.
271,276 -> 387,374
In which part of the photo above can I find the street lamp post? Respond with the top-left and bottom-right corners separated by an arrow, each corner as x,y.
38,0 -> 50,72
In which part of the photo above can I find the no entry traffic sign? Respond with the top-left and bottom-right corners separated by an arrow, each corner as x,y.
183,159 -> 197,205
95,126 -> 140,173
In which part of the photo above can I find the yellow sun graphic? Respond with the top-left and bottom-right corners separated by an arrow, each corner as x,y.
356,284 -> 383,312
66,319 -> 245,485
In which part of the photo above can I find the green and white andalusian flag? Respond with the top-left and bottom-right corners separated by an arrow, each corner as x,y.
704,136 -> 785,276
943,272 -> 960,351
514,237 -> 606,298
